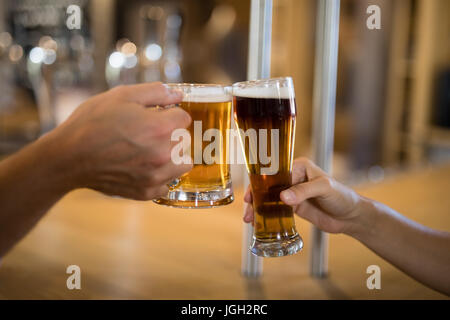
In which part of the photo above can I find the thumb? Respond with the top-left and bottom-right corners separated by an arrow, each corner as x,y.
280,176 -> 333,206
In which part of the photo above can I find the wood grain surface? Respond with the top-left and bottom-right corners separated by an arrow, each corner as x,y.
0,164 -> 449,299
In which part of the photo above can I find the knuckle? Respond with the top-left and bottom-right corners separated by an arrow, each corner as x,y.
292,163 -> 307,181
296,157 -> 313,167
320,176 -> 333,189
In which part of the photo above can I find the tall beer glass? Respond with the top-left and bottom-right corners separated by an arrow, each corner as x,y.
232,77 -> 303,257
154,84 -> 234,208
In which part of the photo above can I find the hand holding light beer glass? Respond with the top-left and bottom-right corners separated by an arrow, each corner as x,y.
154,83 -> 234,208
232,77 -> 303,257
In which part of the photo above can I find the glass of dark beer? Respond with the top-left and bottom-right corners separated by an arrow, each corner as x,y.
232,77 -> 303,257
153,83 -> 234,208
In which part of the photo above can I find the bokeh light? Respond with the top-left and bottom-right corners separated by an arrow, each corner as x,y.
145,44 -> 162,61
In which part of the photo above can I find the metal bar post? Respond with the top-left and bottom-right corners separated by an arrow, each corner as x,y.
241,0 -> 273,278
310,0 -> 340,278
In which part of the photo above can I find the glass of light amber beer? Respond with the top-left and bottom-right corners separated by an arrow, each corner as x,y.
232,77 -> 303,257
154,83 -> 234,208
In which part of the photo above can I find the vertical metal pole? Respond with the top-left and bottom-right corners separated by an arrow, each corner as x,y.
241,0 -> 273,278
310,0 -> 340,278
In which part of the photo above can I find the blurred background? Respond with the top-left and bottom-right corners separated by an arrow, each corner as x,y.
1,0 -> 449,184
0,0 -> 449,299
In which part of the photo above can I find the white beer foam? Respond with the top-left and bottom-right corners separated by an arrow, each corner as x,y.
182,86 -> 231,103
232,86 -> 294,99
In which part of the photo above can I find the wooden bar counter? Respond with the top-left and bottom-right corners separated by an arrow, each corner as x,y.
0,164 -> 449,299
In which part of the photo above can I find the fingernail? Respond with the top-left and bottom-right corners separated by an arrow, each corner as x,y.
281,190 -> 296,203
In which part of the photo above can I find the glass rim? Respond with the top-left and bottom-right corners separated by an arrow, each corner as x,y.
231,77 -> 293,88
165,83 -> 232,102
165,83 -> 229,89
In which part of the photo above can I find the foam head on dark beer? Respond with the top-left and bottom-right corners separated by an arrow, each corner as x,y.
232,86 -> 294,99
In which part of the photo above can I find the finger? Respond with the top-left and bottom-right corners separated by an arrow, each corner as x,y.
144,129 -> 192,167
144,107 -> 192,141
243,203 -> 254,223
152,160 -> 193,185
97,183 -> 137,200
134,184 -> 169,201
115,82 -> 184,106
292,157 -> 327,184
153,106 -> 192,131
151,184 -> 169,200
294,201 -> 325,228
280,176 -> 333,206
244,186 -> 252,203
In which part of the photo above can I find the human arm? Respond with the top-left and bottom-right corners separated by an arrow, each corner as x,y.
0,82 -> 192,257
243,157 -> 450,295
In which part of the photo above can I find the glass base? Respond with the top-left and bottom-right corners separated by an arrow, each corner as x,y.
153,184 -> 234,209
250,233 -> 303,257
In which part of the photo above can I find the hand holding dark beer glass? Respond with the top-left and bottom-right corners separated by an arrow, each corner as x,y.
233,77 -> 303,257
